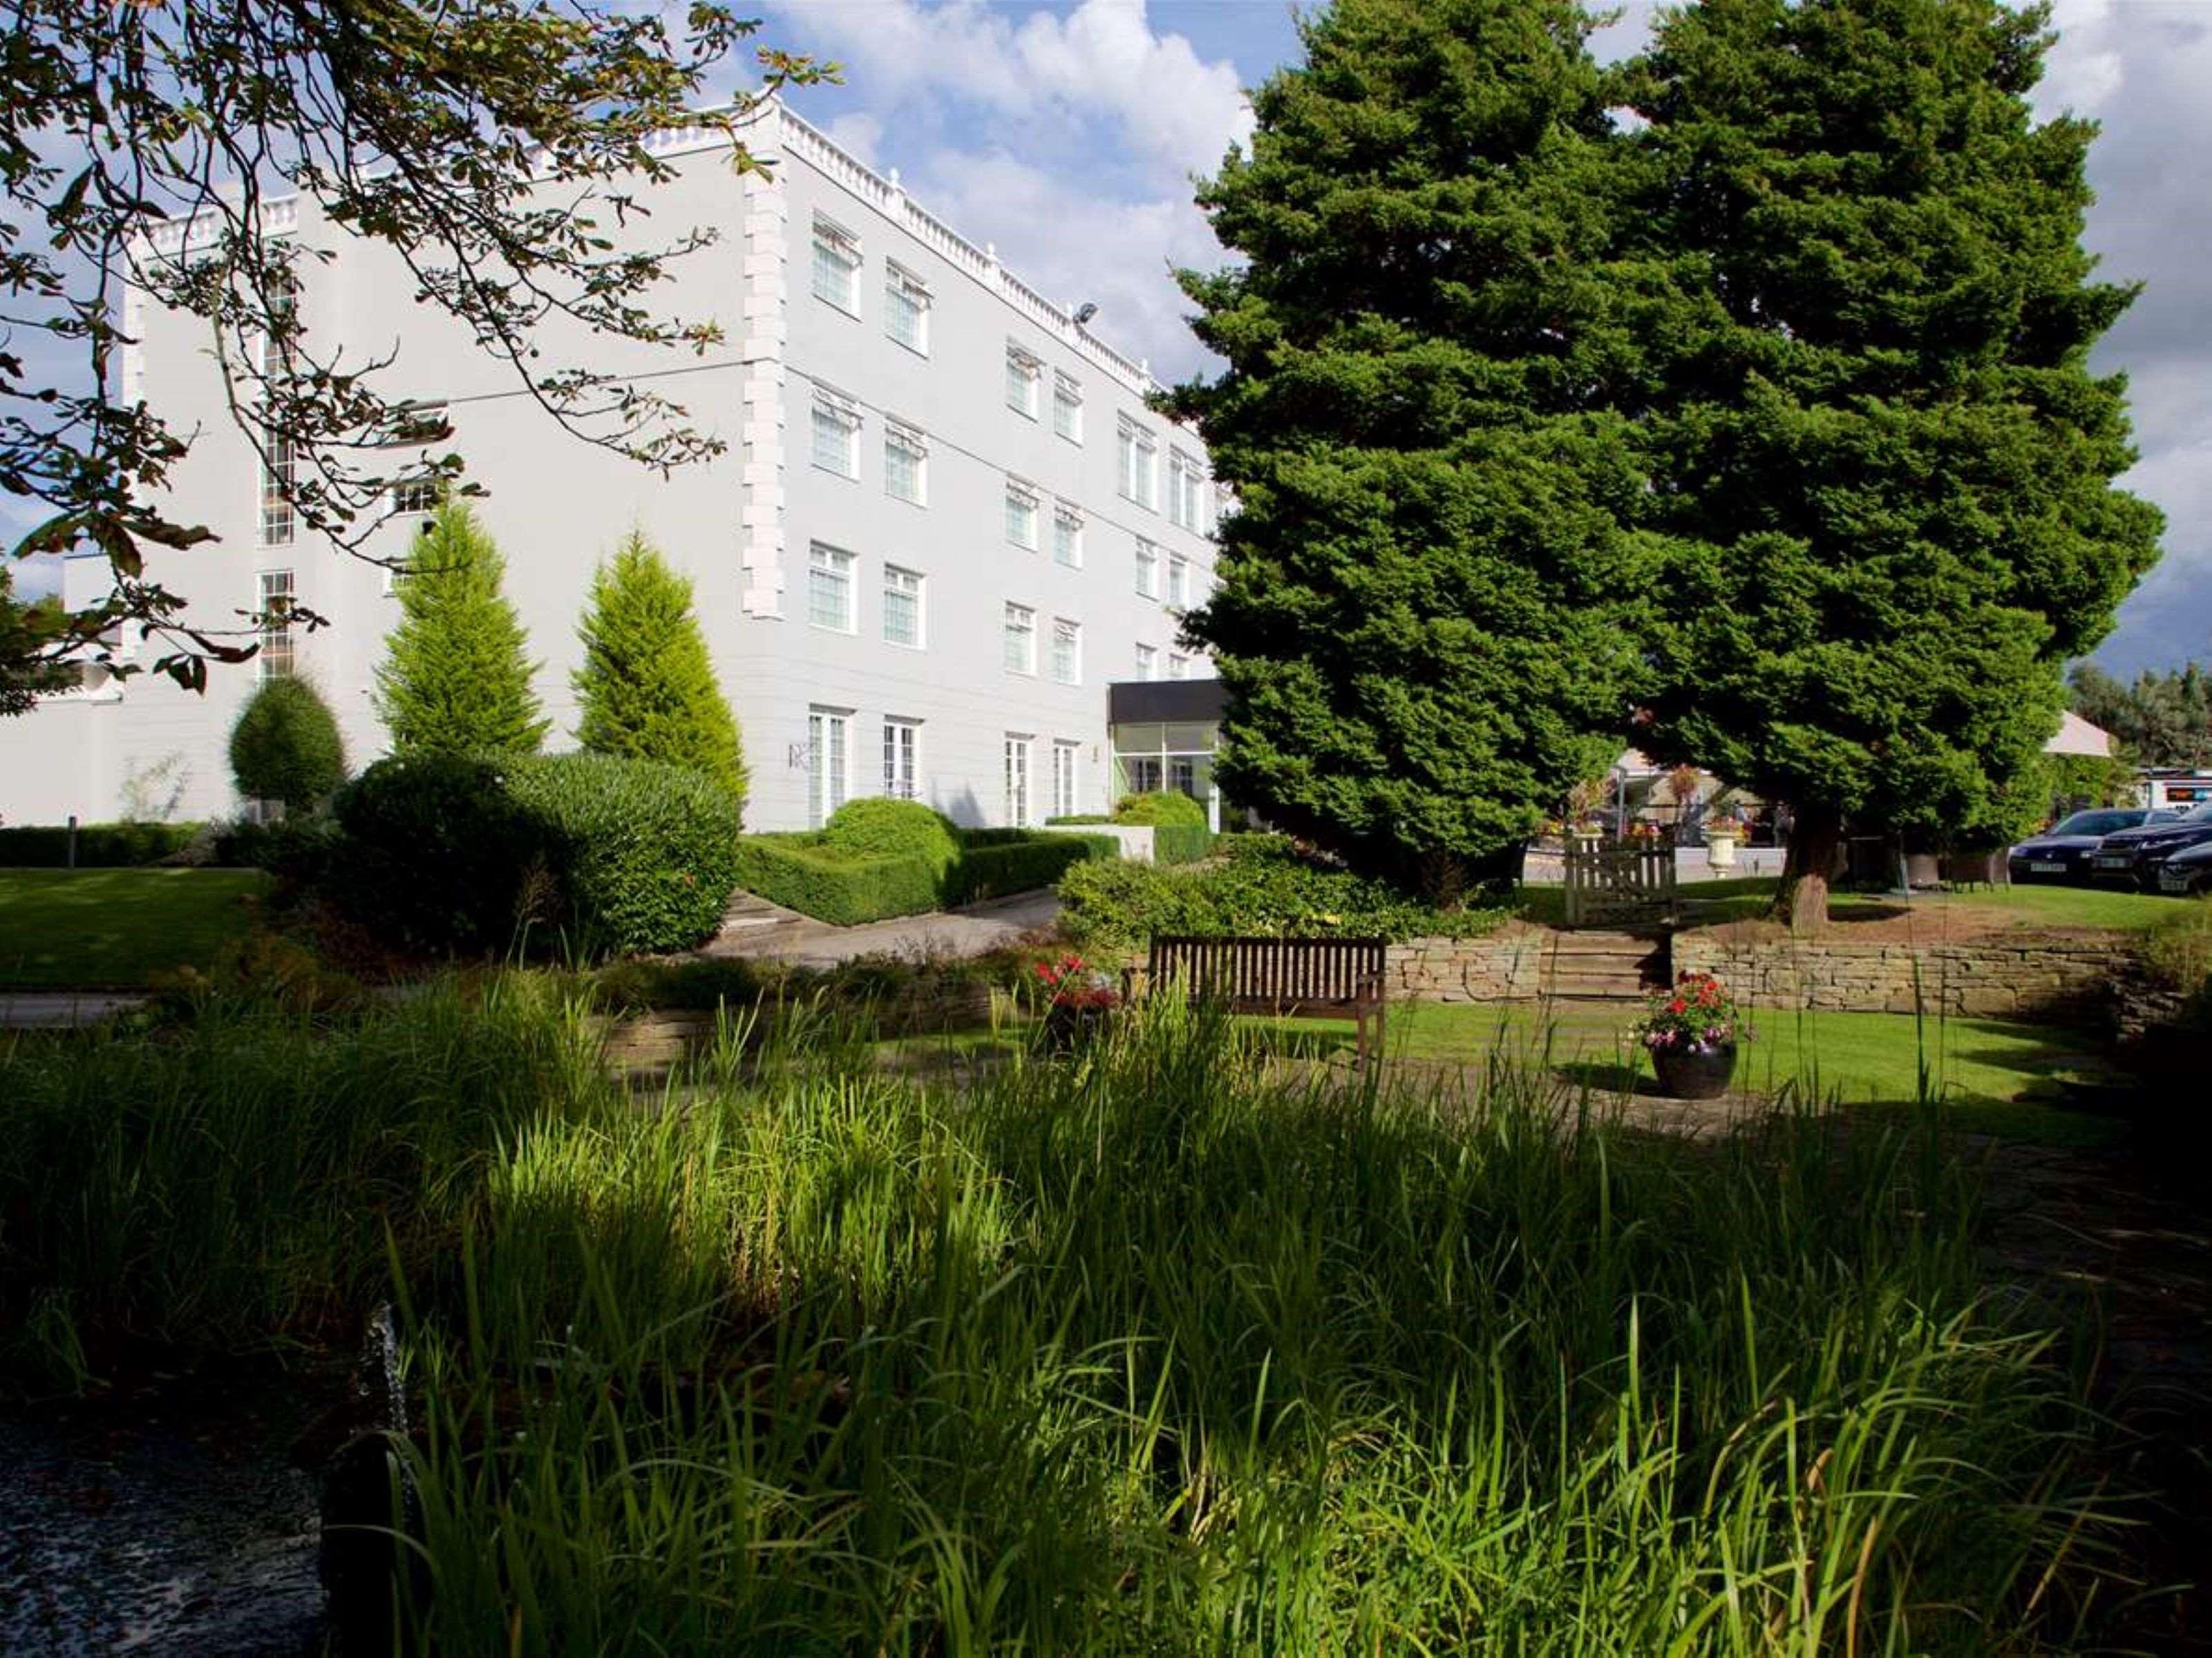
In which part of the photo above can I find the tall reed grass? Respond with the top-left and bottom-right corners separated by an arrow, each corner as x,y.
0,978 -> 2141,1651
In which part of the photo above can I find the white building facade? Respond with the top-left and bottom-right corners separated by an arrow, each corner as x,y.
0,105 -> 1222,833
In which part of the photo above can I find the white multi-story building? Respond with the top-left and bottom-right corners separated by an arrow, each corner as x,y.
0,104 -> 1225,832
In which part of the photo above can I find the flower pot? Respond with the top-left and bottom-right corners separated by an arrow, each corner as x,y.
1652,1042 -> 1737,1100
1704,832 -> 1739,872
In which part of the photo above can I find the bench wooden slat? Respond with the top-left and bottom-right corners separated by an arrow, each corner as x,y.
1142,934 -> 1390,1066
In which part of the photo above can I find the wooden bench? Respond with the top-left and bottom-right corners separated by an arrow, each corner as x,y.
1127,934 -> 1390,1065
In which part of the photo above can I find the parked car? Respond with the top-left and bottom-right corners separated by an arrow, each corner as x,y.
2156,837 -> 2212,897
2007,808 -> 2170,885
2089,801 -> 2212,891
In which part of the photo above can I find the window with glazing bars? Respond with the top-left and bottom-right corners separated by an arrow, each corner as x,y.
1052,372 -> 1082,441
882,564 -> 923,647
812,394 -> 860,477
809,543 -> 855,631
1005,345 -> 1040,417
257,569 -> 295,680
883,719 -> 920,800
811,218 -> 860,311
884,265 -> 929,352
1052,741 -> 1079,818
1004,481 -> 1039,550
885,422 -> 926,504
1052,504 -> 1082,568
1051,618 -> 1080,685
1003,603 -> 1037,674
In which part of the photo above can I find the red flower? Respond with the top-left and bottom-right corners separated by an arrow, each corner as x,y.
1668,998 -> 1687,1014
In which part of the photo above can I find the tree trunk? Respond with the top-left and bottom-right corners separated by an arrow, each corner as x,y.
1774,803 -> 1844,934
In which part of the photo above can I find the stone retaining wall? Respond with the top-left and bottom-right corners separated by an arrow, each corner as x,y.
1670,932 -> 2137,1020
1386,931 -> 1557,1002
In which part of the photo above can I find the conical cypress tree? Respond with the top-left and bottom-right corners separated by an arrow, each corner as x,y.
1166,0 -> 1651,899
573,531 -> 748,807
372,502 -> 549,756
1624,0 -> 2163,928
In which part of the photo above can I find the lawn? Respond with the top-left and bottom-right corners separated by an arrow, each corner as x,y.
1520,875 -> 2182,934
0,868 -> 270,988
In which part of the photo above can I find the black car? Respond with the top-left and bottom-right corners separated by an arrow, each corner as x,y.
2156,837 -> 2212,897
2008,808 -> 2169,885
2089,801 -> 2212,890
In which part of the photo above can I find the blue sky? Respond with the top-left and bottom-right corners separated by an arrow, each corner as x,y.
15,1 -> 2206,676
754,0 -> 2212,678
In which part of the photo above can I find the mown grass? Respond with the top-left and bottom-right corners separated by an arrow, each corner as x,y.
0,867 -> 270,987
0,980 -> 2151,1651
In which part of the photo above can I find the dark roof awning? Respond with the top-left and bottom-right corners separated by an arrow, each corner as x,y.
1108,678 -> 1227,725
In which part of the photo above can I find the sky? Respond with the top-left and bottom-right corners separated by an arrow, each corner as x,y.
12,0 -> 2207,676
748,0 -> 2212,678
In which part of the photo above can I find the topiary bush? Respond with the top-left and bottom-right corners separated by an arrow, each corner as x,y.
229,677 -> 348,812
1113,790 -> 1207,828
502,753 -> 743,955
945,831 -> 1117,906
333,754 -> 535,951
821,798 -> 962,886
728,835 -> 943,927
1152,824 -> 1217,866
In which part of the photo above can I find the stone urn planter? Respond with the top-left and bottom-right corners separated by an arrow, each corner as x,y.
1703,831 -> 1740,873
1651,1042 -> 1737,1100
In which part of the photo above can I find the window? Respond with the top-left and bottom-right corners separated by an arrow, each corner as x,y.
809,542 -> 856,631
1003,602 -> 1037,674
1169,651 -> 1191,680
882,564 -> 924,649
808,707 -> 851,828
389,476 -> 437,516
1169,449 -> 1207,531
1052,372 -> 1083,442
1124,756 -> 1164,794
1052,741 -> 1080,819
883,718 -> 920,801
811,216 -> 860,312
884,263 -> 929,353
1117,416 -> 1157,508
1004,479 -> 1040,551
1005,343 -> 1041,418
1051,617 -> 1081,686
1135,643 -> 1157,681
1135,539 -> 1159,598
811,390 -> 860,478
1052,502 -> 1083,569
885,420 -> 927,505
1167,555 -> 1189,609
257,569 -> 295,682
258,271 -> 299,546
1003,734 -> 1034,827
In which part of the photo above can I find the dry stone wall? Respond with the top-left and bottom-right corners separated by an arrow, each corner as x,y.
1385,929 -> 1560,1002
1670,932 -> 2137,1021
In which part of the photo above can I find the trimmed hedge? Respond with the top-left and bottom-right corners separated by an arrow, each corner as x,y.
731,826 -> 1119,924
1152,825 -> 1216,866
0,821 -> 206,868
822,799 -> 962,877
334,752 -> 743,955
1113,790 -> 1206,828
728,835 -> 941,928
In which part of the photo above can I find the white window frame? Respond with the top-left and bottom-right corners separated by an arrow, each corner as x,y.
1052,502 -> 1084,569
1050,617 -> 1081,687
257,569 -> 295,682
808,542 -> 857,633
808,706 -> 852,828
884,419 -> 928,506
1005,343 -> 1041,419
811,216 -> 861,314
811,388 -> 862,479
1168,555 -> 1189,609
1003,733 -> 1034,828
1117,416 -> 1157,510
1168,651 -> 1191,681
1052,372 -> 1084,443
1135,643 -> 1157,681
881,563 -> 925,649
1169,448 -> 1206,531
1005,478 -> 1041,551
256,271 -> 299,547
882,717 -> 921,802
1052,739 -> 1080,819
388,476 -> 437,517
1003,602 -> 1037,676
1135,539 -> 1160,598
884,262 -> 930,354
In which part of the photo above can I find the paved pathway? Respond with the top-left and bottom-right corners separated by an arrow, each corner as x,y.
0,990 -> 147,1029
699,888 -> 1062,969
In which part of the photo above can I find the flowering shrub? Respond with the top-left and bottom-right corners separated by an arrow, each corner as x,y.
1634,971 -> 1750,1054
1036,953 -> 1121,1011
1703,812 -> 1749,839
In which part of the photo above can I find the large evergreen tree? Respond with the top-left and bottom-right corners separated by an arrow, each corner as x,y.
373,504 -> 549,756
1167,0 -> 1652,899
573,532 -> 748,806
1625,0 -> 2163,927
2068,660 -> 2212,768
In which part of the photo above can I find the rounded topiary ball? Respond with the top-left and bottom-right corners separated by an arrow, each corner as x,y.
1112,790 -> 1206,828
822,798 -> 963,879
229,677 -> 348,812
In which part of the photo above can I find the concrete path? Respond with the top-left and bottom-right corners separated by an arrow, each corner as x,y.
0,991 -> 148,1029
700,888 -> 1062,969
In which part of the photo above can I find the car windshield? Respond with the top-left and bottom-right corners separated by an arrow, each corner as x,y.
2052,810 -> 2142,837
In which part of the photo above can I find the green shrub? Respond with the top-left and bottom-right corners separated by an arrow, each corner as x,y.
372,503 -> 549,756
335,752 -> 739,956
1043,814 -> 1114,826
730,835 -> 940,926
502,754 -> 744,955
822,799 -> 961,882
1059,834 -> 1508,954
213,814 -> 345,885
1152,824 -> 1216,866
947,832 -> 1118,906
228,677 -> 348,812
1113,790 -> 1206,828
0,821 -> 206,867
